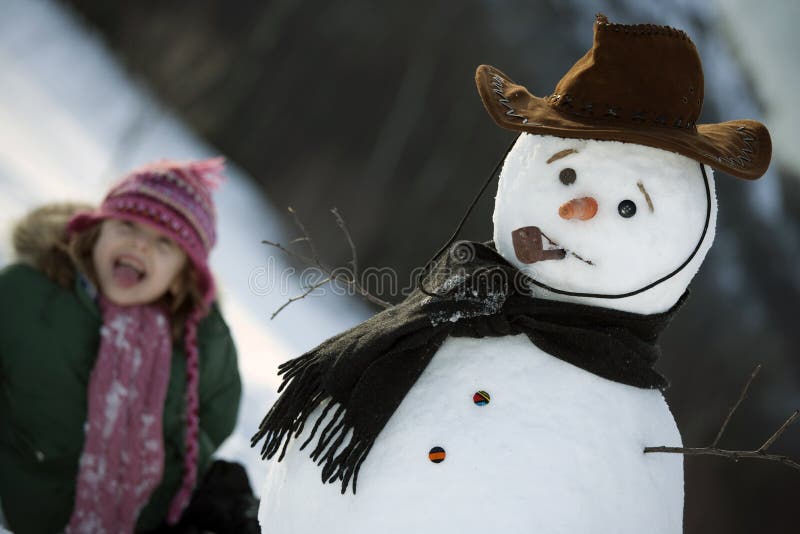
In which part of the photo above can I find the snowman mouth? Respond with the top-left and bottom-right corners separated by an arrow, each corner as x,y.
511,226 -> 594,266
112,255 -> 147,287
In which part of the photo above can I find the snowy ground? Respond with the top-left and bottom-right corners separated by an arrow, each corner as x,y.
0,0 -> 369,494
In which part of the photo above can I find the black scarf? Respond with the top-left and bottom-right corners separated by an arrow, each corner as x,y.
252,241 -> 685,494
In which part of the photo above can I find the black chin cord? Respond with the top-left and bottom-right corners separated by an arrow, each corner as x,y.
417,134 -> 520,297
523,162 -> 712,299
418,149 -> 712,300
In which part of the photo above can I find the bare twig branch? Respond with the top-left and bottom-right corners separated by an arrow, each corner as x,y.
645,364 -> 800,474
758,410 -> 800,453
331,207 -> 357,280
269,277 -> 331,320
288,206 -> 320,264
261,239 -> 316,267
711,364 -> 761,448
263,207 -> 393,319
643,446 -> 800,471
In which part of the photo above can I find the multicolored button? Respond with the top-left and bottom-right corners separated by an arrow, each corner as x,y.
473,390 -> 491,406
428,446 -> 446,463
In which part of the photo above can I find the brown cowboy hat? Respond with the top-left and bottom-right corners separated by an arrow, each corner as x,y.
475,14 -> 771,180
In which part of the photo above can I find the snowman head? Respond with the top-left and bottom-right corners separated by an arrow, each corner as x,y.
477,15 -> 771,314
493,133 -> 717,314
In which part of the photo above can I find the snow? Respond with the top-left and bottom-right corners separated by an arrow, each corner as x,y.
426,271 -> 508,326
102,381 -> 128,439
493,134 -> 717,314
0,0 -> 369,506
260,335 -> 684,533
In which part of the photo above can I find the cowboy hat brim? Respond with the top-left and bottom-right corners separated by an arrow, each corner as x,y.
476,65 -> 771,180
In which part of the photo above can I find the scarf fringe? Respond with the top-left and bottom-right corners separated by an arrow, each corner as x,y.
251,353 -> 374,493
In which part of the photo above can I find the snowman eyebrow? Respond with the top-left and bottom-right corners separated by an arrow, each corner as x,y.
546,149 -> 579,164
637,181 -> 655,212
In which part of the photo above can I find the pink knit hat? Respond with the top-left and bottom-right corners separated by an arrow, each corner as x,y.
68,157 -> 224,307
67,157 -> 227,524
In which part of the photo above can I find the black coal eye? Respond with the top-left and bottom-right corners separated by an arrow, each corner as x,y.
618,200 -> 637,218
559,168 -> 576,185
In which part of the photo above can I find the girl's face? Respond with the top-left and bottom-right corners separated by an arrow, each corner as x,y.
92,218 -> 187,306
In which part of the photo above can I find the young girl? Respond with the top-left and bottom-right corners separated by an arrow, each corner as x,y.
0,158 -> 242,533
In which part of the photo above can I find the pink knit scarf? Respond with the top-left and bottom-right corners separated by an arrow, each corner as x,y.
67,297 -> 172,533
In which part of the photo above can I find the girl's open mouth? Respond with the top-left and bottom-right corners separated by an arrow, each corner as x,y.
112,256 -> 146,288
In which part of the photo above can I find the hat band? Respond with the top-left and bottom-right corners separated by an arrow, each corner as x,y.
109,186 -> 213,251
546,92 -> 698,131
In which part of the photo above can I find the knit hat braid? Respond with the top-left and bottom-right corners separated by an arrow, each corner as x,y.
68,157 -> 226,524
167,307 -> 204,523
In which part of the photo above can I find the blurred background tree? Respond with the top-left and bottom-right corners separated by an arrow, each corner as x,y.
58,0 -> 799,531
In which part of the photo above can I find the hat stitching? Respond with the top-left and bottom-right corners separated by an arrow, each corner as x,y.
547,92 -> 697,131
491,75 -> 525,120
491,72 -> 700,131
595,14 -> 689,41
488,73 -> 757,170
702,127 -> 756,168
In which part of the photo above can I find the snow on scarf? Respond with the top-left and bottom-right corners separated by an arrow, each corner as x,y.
67,296 -> 172,533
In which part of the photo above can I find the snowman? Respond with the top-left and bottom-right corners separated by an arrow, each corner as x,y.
252,15 -> 770,534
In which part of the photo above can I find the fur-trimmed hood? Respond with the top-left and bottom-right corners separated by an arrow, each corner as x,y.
12,202 -> 93,267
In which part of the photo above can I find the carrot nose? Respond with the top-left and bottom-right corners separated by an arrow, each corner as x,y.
559,197 -> 598,220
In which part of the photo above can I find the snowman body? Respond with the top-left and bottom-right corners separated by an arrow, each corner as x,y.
260,335 -> 683,533
260,134 -> 717,533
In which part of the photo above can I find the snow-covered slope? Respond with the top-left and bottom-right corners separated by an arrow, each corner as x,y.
0,0 -> 370,492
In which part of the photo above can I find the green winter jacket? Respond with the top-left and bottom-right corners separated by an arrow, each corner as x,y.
0,263 -> 242,533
